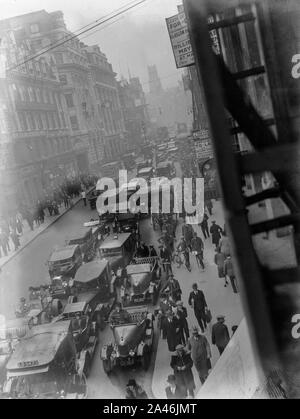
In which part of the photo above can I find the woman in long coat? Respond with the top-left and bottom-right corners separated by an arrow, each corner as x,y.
170,345 -> 196,398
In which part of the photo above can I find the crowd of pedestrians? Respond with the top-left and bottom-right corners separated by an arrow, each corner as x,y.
0,174 -> 96,259
150,199 -> 240,399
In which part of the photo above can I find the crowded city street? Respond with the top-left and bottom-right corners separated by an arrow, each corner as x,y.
0,0 -> 298,401
0,159 -> 243,398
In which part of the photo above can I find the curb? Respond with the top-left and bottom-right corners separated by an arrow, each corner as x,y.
0,193 -> 91,271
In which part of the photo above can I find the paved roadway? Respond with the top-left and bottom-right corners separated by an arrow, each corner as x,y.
0,197 -> 161,399
0,161 -> 244,399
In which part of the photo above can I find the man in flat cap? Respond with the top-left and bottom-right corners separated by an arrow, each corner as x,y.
212,315 -> 230,355
170,344 -> 195,398
187,326 -> 212,384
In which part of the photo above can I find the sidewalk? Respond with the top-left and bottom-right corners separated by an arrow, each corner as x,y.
151,200 -> 244,399
0,194 -> 89,270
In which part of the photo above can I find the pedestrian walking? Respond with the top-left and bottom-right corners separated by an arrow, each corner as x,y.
199,213 -> 209,239
182,222 -> 194,250
191,232 -> 205,270
224,256 -> 238,293
149,245 -> 158,257
212,315 -> 230,355
81,190 -> 87,207
159,244 -> 173,276
205,199 -> 213,216
10,230 -> 21,251
161,275 -> 182,302
162,310 -> 181,352
125,379 -> 148,399
165,375 -> 185,399
219,232 -> 231,257
188,283 -> 208,333
214,249 -> 228,287
210,221 -> 223,249
170,344 -> 196,398
175,301 -> 189,345
0,230 -> 8,256
16,216 -> 23,235
187,326 -> 212,384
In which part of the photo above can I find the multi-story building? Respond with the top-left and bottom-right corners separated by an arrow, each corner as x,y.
118,76 -> 150,151
0,28 -> 79,213
0,10 -> 127,177
84,44 -> 127,162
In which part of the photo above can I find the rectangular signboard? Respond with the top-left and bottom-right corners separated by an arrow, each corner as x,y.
192,129 -> 213,160
166,11 -> 195,68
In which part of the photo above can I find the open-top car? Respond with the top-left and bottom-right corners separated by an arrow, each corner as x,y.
53,302 -> 98,377
101,306 -> 154,375
122,258 -> 161,306
15,288 -> 63,326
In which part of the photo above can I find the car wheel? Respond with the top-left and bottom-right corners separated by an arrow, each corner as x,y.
103,359 -> 112,375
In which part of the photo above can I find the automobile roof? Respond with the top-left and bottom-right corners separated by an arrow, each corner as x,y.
74,260 -> 108,283
100,233 -> 132,249
67,226 -> 92,241
157,161 -> 171,168
138,167 -> 153,174
63,302 -> 87,314
126,264 -> 152,275
6,321 -> 71,370
49,245 -> 79,262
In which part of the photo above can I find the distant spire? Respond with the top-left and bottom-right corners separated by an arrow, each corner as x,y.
128,66 -> 132,80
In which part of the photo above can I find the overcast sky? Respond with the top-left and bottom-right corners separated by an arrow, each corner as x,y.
1,0 -> 184,92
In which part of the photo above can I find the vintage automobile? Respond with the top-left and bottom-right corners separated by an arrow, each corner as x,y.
155,161 -> 175,179
53,302 -> 98,377
15,288 -> 63,326
83,220 -> 107,248
47,244 -> 82,280
66,227 -> 96,263
73,260 -> 116,330
3,321 -> 87,399
136,159 -> 152,173
101,306 -> 154,374
122,258 -> 161,306
0,318 -> 29,394
115,213 -> 140,237
99,233 -> 136,271
137,167 -> 154,183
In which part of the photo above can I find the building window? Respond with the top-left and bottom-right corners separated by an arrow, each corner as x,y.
30,23 -> 40,34
36,114 -> 43,130
60,112 -> 66,127
70,115 -> 79,130
18,112 -> 28,131
65,94 -> 74,108
43,89 -> 49,103
28,87 -> 35,102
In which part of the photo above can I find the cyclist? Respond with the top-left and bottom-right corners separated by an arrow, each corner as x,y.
177,237 -> 191,272
191,232 -> 205,270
